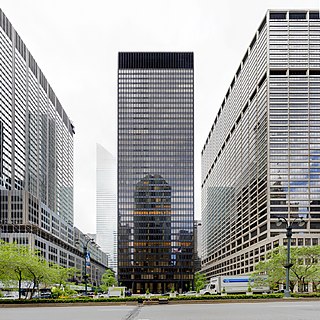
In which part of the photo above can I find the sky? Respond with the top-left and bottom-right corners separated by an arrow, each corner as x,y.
1,0 -> 319,234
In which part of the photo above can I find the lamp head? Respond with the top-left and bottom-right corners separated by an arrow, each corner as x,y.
276,218 -> 283,227
298,219 -> 306,227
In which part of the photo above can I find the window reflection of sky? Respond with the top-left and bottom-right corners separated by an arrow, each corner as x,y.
290,180 -> 308,186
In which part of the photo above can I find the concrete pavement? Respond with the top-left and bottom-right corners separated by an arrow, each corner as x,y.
0,301 -> 319,320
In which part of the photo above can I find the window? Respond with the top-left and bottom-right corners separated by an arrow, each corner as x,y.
309,12 -> 320,19
289,12 -> 306,20
270,12 -> 287,20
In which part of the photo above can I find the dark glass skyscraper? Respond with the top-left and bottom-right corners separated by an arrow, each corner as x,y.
118,52 -> 194,294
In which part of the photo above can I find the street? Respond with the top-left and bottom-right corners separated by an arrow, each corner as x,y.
0,301 -> 320,320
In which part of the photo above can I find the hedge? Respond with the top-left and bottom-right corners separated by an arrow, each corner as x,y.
3,292 -> 320,305
170,293 -> 284,301
0,294 -> 285,304
291,293 -> 320,298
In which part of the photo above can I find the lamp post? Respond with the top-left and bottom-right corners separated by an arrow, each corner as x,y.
276,216 -> 305,298
180,263 -> 182,294
76,236 -> 94,295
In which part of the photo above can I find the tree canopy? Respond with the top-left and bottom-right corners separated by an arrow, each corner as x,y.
253,245 -> 320,292
0,241 -> 78,298
100,269 -> 117,292
194,272 -> 206,293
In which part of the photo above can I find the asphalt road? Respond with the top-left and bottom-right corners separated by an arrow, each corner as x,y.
1,301 -> 319,320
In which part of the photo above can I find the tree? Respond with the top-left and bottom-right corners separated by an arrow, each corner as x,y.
0,241 -> 34,298
49,264 -> 79,298
25,253 -> 51,298
50,264 -> 79,289
194,272 -> 206,293
0,241 -> 81,299
290,246 -> 320,292
253,246 -> 286,291
100,269 -> 117,292
253,245 -> 320,292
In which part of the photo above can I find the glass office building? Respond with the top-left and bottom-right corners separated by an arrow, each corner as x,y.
0,9 -> 73,224
118,52 -> 194,293
201,10 -> 320,278
0,9 -> 108,283
96,143 -> 117,272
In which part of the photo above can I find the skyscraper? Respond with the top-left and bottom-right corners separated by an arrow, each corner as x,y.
201,10 -> 320,278
0,9 -> 73,224
96,143 -> 117,272
118,52 -> 194,293
0,8 -> 107,283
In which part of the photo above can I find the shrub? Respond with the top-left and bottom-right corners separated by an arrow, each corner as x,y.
291,293 -> 320,298
0,293 -> 300,305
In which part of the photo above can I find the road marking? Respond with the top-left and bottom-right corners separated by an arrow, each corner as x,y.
122,305 -> 142,320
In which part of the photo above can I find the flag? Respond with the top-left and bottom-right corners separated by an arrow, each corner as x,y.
85,252 -> 91,269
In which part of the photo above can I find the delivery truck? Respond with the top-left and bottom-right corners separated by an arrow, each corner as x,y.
199,275 -> 269,295
107,286 -> 126,298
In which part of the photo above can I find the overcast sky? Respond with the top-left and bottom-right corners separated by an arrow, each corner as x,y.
1,0 -> 319,234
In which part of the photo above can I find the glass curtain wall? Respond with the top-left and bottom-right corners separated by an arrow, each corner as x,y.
118,52 -> 194,294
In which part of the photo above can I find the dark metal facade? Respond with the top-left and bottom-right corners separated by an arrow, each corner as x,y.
118,52 -> 194,294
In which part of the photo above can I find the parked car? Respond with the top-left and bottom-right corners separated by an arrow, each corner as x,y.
273,289 -> 284,293
182,291 -> 197,296
32,292 -> 52,299
161,292 -> 179,296
87,292 -> 96,297
97,293 -> 109,298
1,293 -> 19,299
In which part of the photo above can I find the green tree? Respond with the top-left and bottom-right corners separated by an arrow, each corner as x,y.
194,272 -> 206,293
100,269 -> 117,292
26,253 -> 52,298
0,241 -> 34,298
253,245 -> 320,292
290,246 -> 320,292
0,241 -> 80,299
253,246 -> 286,291
50,264 -> 79,289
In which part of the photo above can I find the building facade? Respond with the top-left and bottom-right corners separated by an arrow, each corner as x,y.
118,52 -> 194,293
194,220 -> 202,272
0,9 -> 107,285
96,143 -> 117,273
201,10 -> 320,278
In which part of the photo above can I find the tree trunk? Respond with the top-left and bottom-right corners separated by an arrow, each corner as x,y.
18,272 -> 22,299
30,278 -> 37,298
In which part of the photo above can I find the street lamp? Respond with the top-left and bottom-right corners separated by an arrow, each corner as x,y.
76,236 -> 94,295
276,216 -> 305,298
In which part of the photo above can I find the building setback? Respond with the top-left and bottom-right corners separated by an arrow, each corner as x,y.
0,9 -> 107,285
96,143 -> 117,273
118,52 -> 194,294
201,10 -> 320,278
